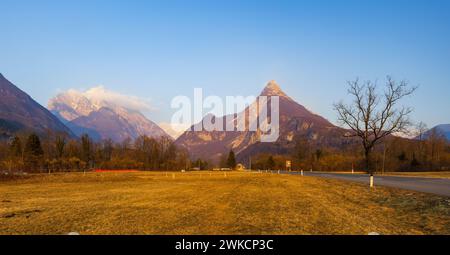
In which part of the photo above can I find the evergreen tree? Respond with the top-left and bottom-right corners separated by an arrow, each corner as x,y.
24,133 -> 44,171
227,150 -> 236,169
81,134 -> 92,167
24,133 -> 44,157
267,156 -> 275,170
194,158 -> 208,170
9,136 -> 22,158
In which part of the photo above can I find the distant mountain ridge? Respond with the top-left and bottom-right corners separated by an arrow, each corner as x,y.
0,73 -> 75,138
421,124 -> 450,141
49,88 -> 169,142
175,80 -> 349,163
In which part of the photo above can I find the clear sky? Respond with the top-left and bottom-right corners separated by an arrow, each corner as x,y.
1,0 -> 449,129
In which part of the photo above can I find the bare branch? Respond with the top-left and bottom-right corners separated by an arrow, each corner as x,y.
334,76 -> 417,173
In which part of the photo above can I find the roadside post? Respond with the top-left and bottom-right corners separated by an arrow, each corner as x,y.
286,160 -> 292,172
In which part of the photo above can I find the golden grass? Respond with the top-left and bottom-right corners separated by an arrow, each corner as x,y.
382,172 -> 450,179
1,171 -> 449,235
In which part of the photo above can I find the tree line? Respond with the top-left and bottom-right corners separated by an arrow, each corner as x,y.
247,130 -> 450,173
1,127 -> 448,174
0,131 -> 191,173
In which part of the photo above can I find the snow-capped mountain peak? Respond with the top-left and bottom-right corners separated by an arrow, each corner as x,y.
48,87 -> 169,142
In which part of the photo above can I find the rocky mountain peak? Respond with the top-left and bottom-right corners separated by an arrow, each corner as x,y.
175,80 -> 338,163
0,73 -> 75,137
48,88 -> 170,142
260,80 -> 290,98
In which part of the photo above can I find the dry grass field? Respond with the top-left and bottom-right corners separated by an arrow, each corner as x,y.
1,171 -> 449,235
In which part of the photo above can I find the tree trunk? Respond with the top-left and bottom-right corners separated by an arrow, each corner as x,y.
365,148 -> 374,188
364,149 -> 371,174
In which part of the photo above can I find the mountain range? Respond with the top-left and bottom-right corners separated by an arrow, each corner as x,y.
2,72 -> 447,161
48,89 -> 169,142
175,81 -> 351,163
0,73 -> 74,139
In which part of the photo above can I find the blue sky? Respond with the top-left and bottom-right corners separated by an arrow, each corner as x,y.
1,0 -> 449,129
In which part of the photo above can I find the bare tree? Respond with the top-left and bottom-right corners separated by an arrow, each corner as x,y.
415,121 -> 428,141
414,121 -> 428,163
334,76 -> 417,183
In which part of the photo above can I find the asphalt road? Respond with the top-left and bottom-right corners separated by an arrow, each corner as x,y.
271,170 -> 450,197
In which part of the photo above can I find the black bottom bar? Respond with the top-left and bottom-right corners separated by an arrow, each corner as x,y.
1,235 -> 446,254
